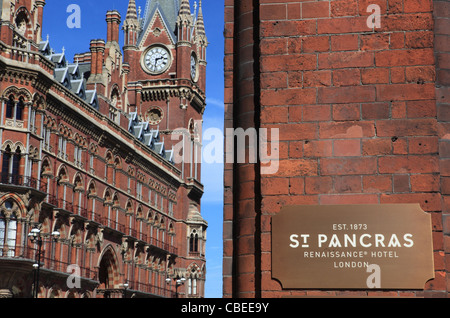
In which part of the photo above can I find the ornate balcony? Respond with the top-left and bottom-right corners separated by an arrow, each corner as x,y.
0,173 -> 47,194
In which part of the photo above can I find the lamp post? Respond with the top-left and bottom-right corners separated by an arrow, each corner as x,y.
166,275 -> 186,298
28,227 -> 60,298
121,281 -> 129,298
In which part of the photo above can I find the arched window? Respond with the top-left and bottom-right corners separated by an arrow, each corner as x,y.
5,96 -> 25,121
0,201 -> 18,257
16,97 -> 24,121
1,145 -> 12,183
5,96 -> 14,119
2,145 -> 22,184
7,213 -> 17,257
0,211 -> 5,256
189,230 -> 199,253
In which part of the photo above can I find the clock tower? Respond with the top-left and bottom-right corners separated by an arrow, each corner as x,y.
123,0 -> 207,138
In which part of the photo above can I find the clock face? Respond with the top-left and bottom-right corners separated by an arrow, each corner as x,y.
144,46 -> 171,74
191,54 -> 198,81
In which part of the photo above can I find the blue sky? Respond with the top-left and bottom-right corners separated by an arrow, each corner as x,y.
42,0 -> 224,298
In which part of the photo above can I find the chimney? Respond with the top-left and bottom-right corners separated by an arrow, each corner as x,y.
106,10 -> 121,43
89,39 -> 105,76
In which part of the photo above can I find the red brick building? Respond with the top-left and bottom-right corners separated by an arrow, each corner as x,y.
0,0 -> 208,298
224,0 -> 450,297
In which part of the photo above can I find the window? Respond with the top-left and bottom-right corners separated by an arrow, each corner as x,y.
58,136 -> 67,159
188,277 -> 197,296
0,202 -> 18,257
189,230 -> 199,253
5,96 -> 24,121
16,98 -> 24,121
42,126 -> 51,151
6,97 -> 14,119
1,145 -> 22,183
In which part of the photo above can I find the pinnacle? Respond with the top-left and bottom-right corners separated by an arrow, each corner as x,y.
126,0 -> 138,20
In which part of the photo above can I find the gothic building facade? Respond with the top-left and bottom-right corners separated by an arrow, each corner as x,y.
0,0 -> 207,298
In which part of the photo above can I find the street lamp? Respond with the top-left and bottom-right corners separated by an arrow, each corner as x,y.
121,281 -> 129,298
28,227 -> 60,298
166,275 -> 186,298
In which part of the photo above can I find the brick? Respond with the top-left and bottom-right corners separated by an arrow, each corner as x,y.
318,86 -> 376,104
260,38 -> 287,55
362,139 -> 392,156
405,31 -> 434,48
390,67 -> 406,83
380,193 -> 442,212
302,36 -> 330,53
376,118 -> 437,137
408,136 -> 438,154
264,123 -> 318,141
319,121 -> 375,139
334,175 -> 362,193
305,176 -> 333,194
411,174 -> 440,192
321,157 -> 377,175
289,141 -> 303,158
332,69 -> 361,87
287,37 -> 302,54
320,194 -> 379,204
331,34 -> 359,51
317,17 -> 369,34
319,51 -> 374,69
382,13 -> 433,32
389,32 -> 405,49
289,177 -> 305,195
302,1 -> 329,19
302,105 -> 332,122
361,68 -> 390,84
261,177 -> 289,195
405,66 -> 436,84
333,139 -> 361,156
261,72 -> 287,89
393,174 -> 410,192
261,87 -> 316,106
260,4 -> 287,21
261,54 -> 317,72
376,83 -> 435,101
261,106 -> 288,123
378,155 -> 439,174
330,0 -> 358,17
304,140 -> 333,157
360,33 -> 390,51
363,175 -> 393,193
333,104 -> 360,121
361,102 -> 390,119
303,70 -> 332,87
278,159 -> 318,177
403,0 -> 433,13
375,49 -> 434,67
260,20 -> 316,37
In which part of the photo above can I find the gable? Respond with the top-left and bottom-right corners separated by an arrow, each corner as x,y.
138,6 -> 177,49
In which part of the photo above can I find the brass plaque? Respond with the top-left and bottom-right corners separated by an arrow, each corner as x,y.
272,204 -> 434,289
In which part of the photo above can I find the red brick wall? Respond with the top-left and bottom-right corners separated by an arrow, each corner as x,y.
436,0 -> 450,297
224,0 -> 448,297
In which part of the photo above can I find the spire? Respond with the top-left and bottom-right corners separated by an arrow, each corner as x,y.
126,0 -> 138,21
179,0 -> 192,16
123,0 -> 141,47
196,0 -> 206,38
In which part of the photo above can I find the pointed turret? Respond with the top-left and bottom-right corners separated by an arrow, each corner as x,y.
176,0 -> 193,42
123,0 -> 141,47
195,0 -> 207,47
